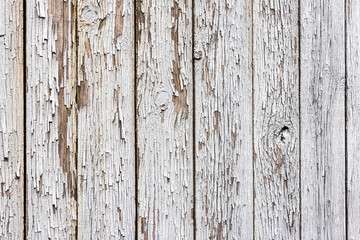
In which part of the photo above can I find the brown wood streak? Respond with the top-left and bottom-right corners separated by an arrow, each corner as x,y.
26,0 -> 77,237
51,0 -> 69,182
115,0 -> 124,41
171,2 -> 188,116
137,0 -> 193,238
77,0 -> 135,238
77,60 -> 90,109
51,0 -> 76,196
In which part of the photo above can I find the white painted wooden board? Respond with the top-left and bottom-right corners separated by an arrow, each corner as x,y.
3,0 -> 360,238
253,0 -> 300,239
194,1 -> 253,239
26,0 -> 77,238
0,0 -> 24,238
136,0 -> 193,239
347,0 -> 360,239
77,0 -> 136,238
300,0 -> 346,239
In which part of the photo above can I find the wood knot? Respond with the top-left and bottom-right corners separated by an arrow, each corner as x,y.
194,50 -> 203,60
155,90 -> 171,110
80,5 -> 100,25
279,126 -> 290,143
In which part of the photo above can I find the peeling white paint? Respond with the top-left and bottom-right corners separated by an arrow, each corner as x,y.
0,0 -> 24,238
77,0 -> 135,238
194,0 -> 253,239
301,0 -> 346,239
1,0 -> 357,239
26,0 -> 77,238
136,0 -> 193,239
253,0 -> 300,239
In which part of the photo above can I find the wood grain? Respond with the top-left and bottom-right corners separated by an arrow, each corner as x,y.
77,0 -> 136,238
136,0 -> 193,239
253,0 -> 300,239
0,0 -> 24,238
194,1 -> 253,239
26,0 -> 77,238
1,1 -> 357,239
300,0 -> 346,239
347,0 -> 360,239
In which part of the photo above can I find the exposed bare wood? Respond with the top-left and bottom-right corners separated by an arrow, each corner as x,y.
26,0 -> 77,238
0,0 -> 24,238
194,0 -> 253,239
253,0 -> 300,239
1,1 -> 358,239
300,0 -> 346,239
136,0 -> 193,238
77,0 -> 136,238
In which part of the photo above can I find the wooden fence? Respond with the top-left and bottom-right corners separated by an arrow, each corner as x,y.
0,0 -> 359,239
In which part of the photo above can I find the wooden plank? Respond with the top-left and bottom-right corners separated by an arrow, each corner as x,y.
347,0 -> 360,239
77,0 -> 135,238
136,0 -> 193,238
0,0 -> 24,238
194,1 -> 252,239
253,0 -> 300,239
26,0 -> 77,238
300,0 -> 346,239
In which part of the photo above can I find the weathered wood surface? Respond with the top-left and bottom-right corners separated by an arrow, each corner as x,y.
301,0 -> 346,239
253,0 -> 300,239
194,0 -> 253,239
136,0 -> 193,239
347,0 -> 360,239
0,0 -> 24,238
1,0 -> 360,239
26,0 -> 77,238
77,0 -> 135,238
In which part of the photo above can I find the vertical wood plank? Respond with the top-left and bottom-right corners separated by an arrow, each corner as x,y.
77,0 -> 135,238
253,0 -> 300,239
194,1 -> 253,239
136,0 -> 193,238
300,0 -> 346,239
0,0 -> 24,238
347,0 -> 360,239
26,0 -> 77,238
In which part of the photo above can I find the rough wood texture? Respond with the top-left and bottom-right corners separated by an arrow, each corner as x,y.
300,0 -> 345,239
77,0 -> 135,238
26,0 -> 77,238
253,0 -> 300,239
136,0 -> 193,238
347,0 -> 360,239
3,1 -> 360,239
194,1 -> 253,239
0,0 -> 24,238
